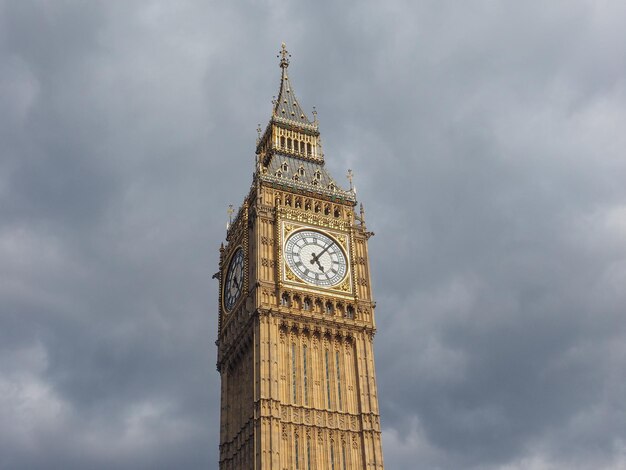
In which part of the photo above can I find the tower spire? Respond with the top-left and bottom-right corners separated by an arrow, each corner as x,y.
272,43 -> 312,126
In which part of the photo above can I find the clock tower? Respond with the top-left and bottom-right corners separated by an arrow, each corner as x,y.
217,44 -> 385,469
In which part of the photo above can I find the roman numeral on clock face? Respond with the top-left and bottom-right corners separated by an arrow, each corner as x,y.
284,229 -> 348,288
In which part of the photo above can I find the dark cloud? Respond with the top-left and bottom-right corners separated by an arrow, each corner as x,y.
1,1 -> 625,469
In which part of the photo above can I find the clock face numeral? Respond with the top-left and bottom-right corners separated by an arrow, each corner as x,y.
284,230 -> 347,287
224,247 -> 244,311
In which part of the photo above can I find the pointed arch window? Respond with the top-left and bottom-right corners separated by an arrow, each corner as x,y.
287,138 -> 292,150
292,343 -> 298,403
307,142 -> 312,155
346,306 -> 354,319
303,344 -> 309,405
280,136 -> 286,148
282,162 -> 289,172
336,350 -> 342,411
325,349 -> 332,407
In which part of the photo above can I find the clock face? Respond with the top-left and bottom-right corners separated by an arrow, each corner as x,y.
284,229 -> 348,287
223,247 -> 244,311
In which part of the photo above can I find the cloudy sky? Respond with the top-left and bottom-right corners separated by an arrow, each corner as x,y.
1,1 -> 626,469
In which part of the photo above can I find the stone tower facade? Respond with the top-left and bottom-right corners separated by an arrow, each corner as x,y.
217,44 -> 384,469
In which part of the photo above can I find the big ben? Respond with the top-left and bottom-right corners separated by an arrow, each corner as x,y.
217,44 -> 385,469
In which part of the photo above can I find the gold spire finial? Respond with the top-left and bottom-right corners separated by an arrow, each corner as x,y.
278,42 -> 290,69
227,204 -> 234,230
347,169 -> 354,190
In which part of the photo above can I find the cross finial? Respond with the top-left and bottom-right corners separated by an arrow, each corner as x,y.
278,42 -> 290,69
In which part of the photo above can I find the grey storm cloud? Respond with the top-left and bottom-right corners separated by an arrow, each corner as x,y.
1,1 -> 625,469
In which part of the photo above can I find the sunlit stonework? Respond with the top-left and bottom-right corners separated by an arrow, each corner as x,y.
217,44 -> 384,469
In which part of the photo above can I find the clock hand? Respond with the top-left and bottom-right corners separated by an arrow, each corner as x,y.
233,276 -> 240,289
312,241 -> 334,263
309,253 -> 324,272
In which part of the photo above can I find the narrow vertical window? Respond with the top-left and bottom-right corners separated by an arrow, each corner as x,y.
307,438 -> 312,470
303,345 -> 309,405
292,343 -> 297,403
295,435 -> 300,470
325,349 -> 331,408
336,351 -> 342,410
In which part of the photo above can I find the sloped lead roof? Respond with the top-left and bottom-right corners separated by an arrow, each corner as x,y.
260,153 -> 355,202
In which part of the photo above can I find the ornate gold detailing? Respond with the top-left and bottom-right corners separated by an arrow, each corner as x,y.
337,278 -> 351,292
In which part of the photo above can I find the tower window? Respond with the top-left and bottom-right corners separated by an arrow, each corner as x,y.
280,136 -> 285,148
334,207 -> 340,218
281,293 -> 290,307
346,306 -> 354,319
303,345 -> 309,405
282,162 -> 288,172
298,166 -> 305,176
336,350 -> 342,411
295,435 -> 300,469
325,349 -> 332,407
292,343 -> 297,403
287,138 -> 292,150
307,142 -> 312,155
314,170 -> 321,180
303,297 -> 311,310
325,302 -> 333,315
275,170 -> 282,178
328,182 -> 336,191
324,205 -> 331,216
